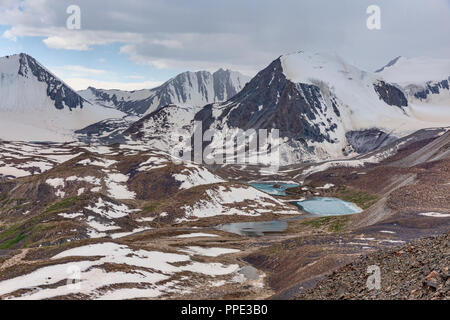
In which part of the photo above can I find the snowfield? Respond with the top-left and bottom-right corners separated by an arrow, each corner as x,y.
0,242 -> 241,300
174,165 -> 225,189
377,56 -> 450,85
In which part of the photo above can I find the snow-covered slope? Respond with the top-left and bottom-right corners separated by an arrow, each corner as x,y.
120,104 -> 201,152
76,103 -> 200,147
192,51 -> 449,165
280,52 -> 416,132
0,53 -> 124,142
376,56 -> 450,85
376,56 -> 450,121
79,69 -> 250,116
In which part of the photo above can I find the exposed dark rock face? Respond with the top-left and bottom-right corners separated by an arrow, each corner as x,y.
346,129 -> 398,154
18,53 -> 85,110
375,56 -> 402,73
374,81 -> 408,107
200,58 -> 340,146
86,87 -> 120,106
413,77 -> 450,100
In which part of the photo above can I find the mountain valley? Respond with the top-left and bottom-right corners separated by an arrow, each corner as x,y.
0,51 -> 448,300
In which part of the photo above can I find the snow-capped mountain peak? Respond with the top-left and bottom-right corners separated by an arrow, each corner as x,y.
376,56 -> 450,85
0,53 -> 85,112
279,51 -> 410,129
79,68 -> 250,116
376,56 -> 450,109
0,53 -> 124,142
281,51 -> 374,87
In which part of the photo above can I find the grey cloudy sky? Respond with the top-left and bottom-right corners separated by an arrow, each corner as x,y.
1,0 -> 449,89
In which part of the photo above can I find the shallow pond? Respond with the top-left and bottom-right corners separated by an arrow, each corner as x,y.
216,220 -> 288,237
217,197 -> 362,237
295,197 -> 363,216
249,182 -> 300,196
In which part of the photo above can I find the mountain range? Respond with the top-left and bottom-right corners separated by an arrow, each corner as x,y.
78,51 -> 450,165
191,52 -> 450,164
1,52 -> 449,165
78,68 -> 250,116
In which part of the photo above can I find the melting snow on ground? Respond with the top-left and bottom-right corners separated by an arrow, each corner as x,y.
174,166 -> 225,189
0,242 -> 240,300
419,212 -> 450,218
105,173 -> 136,200
181,185 -> 297,219
176,233 -> 219,238
179,246 -> 240,257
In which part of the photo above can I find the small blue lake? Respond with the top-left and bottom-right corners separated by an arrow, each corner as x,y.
216,193 -> 363,237
249,182 -> 300,196
295,197 -> 363,216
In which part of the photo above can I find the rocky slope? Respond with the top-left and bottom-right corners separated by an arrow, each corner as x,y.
295,233 -> 449,300
77,104 -> 199,147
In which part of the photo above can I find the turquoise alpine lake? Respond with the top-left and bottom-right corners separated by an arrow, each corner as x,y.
216,196 -> 363,237
249,182 -> 300,196
295,197 -> 363,216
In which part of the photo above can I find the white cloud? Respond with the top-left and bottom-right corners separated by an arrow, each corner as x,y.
63,77 -> 162,91
151,39 -> 183,49
2,29 -> 17,41
125,75 -> 145,80
55,65 -> 107,75
43,35 -> 89,51
42,30 -> 142,51
47,65 -> 161,91
119,42 -> 260,76
0,0 -> 449,73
